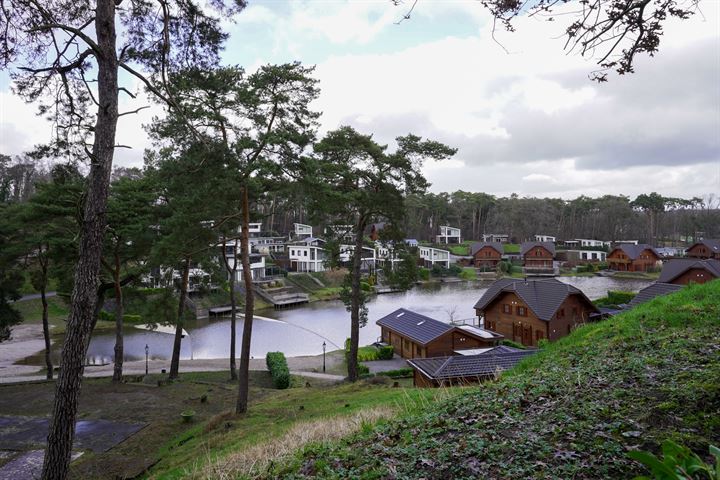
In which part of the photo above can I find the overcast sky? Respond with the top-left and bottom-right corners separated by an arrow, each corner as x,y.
1,0 -> 718,199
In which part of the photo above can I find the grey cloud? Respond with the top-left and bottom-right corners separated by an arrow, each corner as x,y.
339,38 -> 719,172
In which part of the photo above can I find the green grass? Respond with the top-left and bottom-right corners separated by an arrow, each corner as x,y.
458,267 -> 477,280
146,379 -> 453,479
311,287 -> 343,301
13,296 -> 70,325
503,243 -> 520,253
267,280 -> 720,479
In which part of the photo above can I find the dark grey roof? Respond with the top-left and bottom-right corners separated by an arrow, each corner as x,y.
628,282 -> 683,308
408,350 -> 536,380
376,308 -> 453,345
473,278 -> 598,321
687,239 -> 720,254
470,242 -> 504,256
657,258 -> 720,283
611,244 -> 659,260
520,242 -> 556,256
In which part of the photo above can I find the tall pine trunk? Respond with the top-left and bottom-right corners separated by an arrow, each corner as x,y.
41,281 -> 52,380
112,250 -> 124,382
41,1 -> 118,477
169,257 -> 190,379
236,187 -> 254,413
347,219 -> 366,382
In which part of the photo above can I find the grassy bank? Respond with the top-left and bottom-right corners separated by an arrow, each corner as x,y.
267,280 -> 720,479
147,379 -> 453,479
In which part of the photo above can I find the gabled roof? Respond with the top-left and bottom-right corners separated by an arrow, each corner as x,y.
610,243 -> 659,260
687,239 -> 720,253
628,282 -> 683,308
408,349 -> 535,380
520,242 -> 556,256
657,258 -> 720,283
376,308 -> 453,345
473,278 -> 598,321
470,242 -> 504,256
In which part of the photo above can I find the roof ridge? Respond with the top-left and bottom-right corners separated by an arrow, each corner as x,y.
435,356 -> 455,375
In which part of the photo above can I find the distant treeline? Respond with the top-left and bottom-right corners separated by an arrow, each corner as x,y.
2,155 -> 718,245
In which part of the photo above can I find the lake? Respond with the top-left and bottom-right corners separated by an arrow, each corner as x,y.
85,276 -> 652,362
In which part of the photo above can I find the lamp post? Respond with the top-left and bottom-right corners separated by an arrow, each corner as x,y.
145,344 -> 149,375
322,341 -> 326,373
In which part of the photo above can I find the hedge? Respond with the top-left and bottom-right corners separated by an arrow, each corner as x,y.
266,351 -> 290,389
98,310 -> 143,324
377,367 -> 413,378
377,345 -> 394,360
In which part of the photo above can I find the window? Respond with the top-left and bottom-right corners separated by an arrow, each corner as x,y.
303,250 -> 308,257
503,304 -> 511,314
517,306 -> 527,316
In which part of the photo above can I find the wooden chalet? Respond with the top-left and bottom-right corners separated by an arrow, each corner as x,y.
407,346 -> 535,387
686,239 -> 720,260
470,242 -> 503,270
474,278 -> 599,347
627,282 -> 683,308
521,242 -> 555,271
606,244 -> 660,272
657,258 -> 720,285
376,308 -> 503,359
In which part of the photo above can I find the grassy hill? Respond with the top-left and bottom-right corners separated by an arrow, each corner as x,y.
266,280 -> 720,479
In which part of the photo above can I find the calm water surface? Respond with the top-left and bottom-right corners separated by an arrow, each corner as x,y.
86,276 -> 652,362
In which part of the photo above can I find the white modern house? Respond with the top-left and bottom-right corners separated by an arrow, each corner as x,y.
339,244 -> 377,271
577,250 -> 607,262
222,241 -> 267,281
615,240 -> 639,245
288,244 -> 327,272
419,246 -> 450,268
577,238 -> 611,248
242,222 -> 262,235
250,235 -> 286,254
482,233 -> 509,243
534,234 -> 556,243
436,225 -> 462,244
293,223 -> 313,239
325,225 -> 355,242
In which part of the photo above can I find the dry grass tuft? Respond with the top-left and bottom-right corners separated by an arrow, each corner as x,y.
195,406 -> 395,479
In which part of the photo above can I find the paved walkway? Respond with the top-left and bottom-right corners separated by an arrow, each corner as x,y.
362,357 -> 409,374
0,357 -> 345,384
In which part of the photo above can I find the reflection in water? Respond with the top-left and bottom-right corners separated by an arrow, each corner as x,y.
86,276 -> 652,361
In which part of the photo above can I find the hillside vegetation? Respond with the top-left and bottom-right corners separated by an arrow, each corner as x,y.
268,280 -> 720,479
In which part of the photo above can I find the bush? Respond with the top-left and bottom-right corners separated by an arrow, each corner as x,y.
500,339 -> 526,350
266,351 -> 290,389
537,339 -> 549,349
418,268 -> 430,281
377,345 -> 394,360
357,364 -> 370,376
360,281 -> 372,292
377,367 -> 413,378
448,264 -> 462,276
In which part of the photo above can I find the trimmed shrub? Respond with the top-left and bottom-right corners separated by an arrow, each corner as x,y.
377,367 -> 413,378
266,351 -> 290,389
377,345 -> 394,360
357,364 -> 370,375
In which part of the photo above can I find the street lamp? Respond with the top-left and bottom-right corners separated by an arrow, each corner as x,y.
322,341 -> 326,373
145,344 -> 149,375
